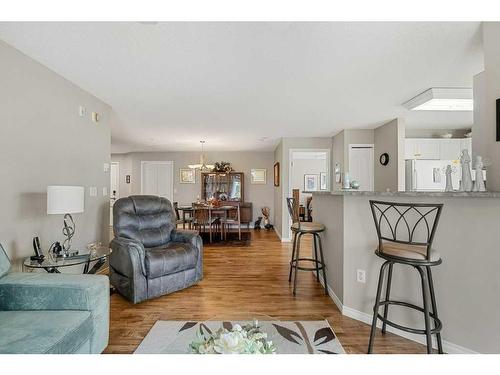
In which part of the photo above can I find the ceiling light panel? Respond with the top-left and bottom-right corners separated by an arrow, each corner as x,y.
403,88 -> 473,111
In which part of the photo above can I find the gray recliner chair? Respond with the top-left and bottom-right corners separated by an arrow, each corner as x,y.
110,195 -> 203,304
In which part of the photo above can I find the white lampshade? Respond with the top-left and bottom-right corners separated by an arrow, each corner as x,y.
47,186 -> 85,215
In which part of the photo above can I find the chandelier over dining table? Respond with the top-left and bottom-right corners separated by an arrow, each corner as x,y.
188,140 -> 215,171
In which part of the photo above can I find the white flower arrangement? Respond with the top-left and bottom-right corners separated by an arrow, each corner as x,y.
190,321 -> 276,354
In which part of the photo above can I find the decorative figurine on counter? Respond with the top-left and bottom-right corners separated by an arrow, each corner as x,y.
473,155 -> 486,192
445,165 -> 454,192
459,149 -> 473,192
350,180 -> 360,190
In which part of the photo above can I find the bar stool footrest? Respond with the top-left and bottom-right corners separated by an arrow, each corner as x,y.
376,300 -> 442,335
290,257 -> 325,272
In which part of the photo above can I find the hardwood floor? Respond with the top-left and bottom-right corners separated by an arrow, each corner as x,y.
106,229 -> 427,354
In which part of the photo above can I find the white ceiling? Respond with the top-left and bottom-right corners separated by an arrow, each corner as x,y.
0,22 -> 484,152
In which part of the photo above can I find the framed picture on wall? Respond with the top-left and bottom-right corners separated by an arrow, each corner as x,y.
304,174 -> 319,191
180,168 -> 195,184
320,172 -> 327,190
274,162 -> 280,187
251,169 -> 267,184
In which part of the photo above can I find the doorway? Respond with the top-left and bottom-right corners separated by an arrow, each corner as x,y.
287,148 -> 330,240
348,144 -> 374,191
141,161 -> 174,202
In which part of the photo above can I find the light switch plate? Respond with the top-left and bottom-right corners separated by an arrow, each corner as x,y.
79,105 -> 86,117
89,186 -> 97,197
92,112 -> 99,123
102,187 -> 108,196
103,163 -> 110,172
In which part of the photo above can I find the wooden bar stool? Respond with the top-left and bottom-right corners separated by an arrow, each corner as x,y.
367,200 -> 444,354
286,197 -> 328,296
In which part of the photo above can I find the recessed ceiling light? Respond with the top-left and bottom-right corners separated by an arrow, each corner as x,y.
403,88 -> 473,111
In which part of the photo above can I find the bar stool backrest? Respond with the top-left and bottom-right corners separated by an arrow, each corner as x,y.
369,200 -> 443,261
286,197 -> 300,228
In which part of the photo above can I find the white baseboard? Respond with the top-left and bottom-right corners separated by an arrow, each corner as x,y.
318,279 -> 477,354
274,227 -> 291,242
341,306 -> 478,354
318,278 -> 343,313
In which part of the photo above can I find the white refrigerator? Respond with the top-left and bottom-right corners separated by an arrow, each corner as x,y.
405,159 -> 461,191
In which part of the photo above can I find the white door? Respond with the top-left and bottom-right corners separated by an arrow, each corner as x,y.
141,161 -> 174,201
348,145 -> 374,191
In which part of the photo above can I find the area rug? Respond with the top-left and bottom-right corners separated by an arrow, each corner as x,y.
134,320 -> 345,354
200,231 -> 252,246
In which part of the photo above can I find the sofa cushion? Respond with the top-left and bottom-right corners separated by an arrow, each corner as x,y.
0,310 -> 93,354
145,242 -> 198,278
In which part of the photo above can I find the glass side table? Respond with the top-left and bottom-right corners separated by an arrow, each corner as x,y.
23,246 -> 111,274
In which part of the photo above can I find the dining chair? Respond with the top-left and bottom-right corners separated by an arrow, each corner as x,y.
173,202 -> 192,229
192,205 -> 221,243
223,204 -> 241,240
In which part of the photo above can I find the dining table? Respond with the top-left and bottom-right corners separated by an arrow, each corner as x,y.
177,204 -> 237,242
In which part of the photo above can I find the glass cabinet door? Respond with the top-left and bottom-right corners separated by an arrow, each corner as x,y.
228,174 -> 241,201
202,172 -> 243,202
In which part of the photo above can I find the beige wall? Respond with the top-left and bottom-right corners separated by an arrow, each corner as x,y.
374,118 -> 406,192
111,151 -> 274,222
0,40 -> 111,266
315,193 -> 500,353
473,22 -> 500,190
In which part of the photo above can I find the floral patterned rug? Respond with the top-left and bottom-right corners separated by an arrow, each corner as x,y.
134,320 -> 345,354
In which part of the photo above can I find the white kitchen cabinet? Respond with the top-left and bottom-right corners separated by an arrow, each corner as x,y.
404,139 -> 418,159
405,138 -> 472,160
405,139 -> 440,159
439,139 -> 462,160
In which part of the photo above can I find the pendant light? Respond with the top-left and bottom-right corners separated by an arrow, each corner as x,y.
188,141 -> 214,171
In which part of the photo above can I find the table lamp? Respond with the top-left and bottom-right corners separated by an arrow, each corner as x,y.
47,186 -> 85,256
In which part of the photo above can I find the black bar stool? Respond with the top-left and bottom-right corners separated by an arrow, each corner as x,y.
286,197 -> 328,296
367,200 -> 444,354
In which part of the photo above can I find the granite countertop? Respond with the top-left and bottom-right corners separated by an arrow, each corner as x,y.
303,190 -> 500,198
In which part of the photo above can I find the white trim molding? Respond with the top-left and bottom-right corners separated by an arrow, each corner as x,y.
319,279 -> 478,354
274,226 -> 291,242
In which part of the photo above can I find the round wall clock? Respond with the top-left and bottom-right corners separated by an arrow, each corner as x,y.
379,153 -> 389,166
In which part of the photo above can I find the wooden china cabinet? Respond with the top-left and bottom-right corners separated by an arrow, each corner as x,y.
200,172 -> 253,226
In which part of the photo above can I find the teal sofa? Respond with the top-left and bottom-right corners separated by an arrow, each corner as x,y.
0,244 -> 109,354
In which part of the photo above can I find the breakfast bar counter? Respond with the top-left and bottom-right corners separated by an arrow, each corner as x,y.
307,190 -> 500,353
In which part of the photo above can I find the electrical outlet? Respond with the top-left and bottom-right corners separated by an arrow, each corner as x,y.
356,269 -> 366,283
